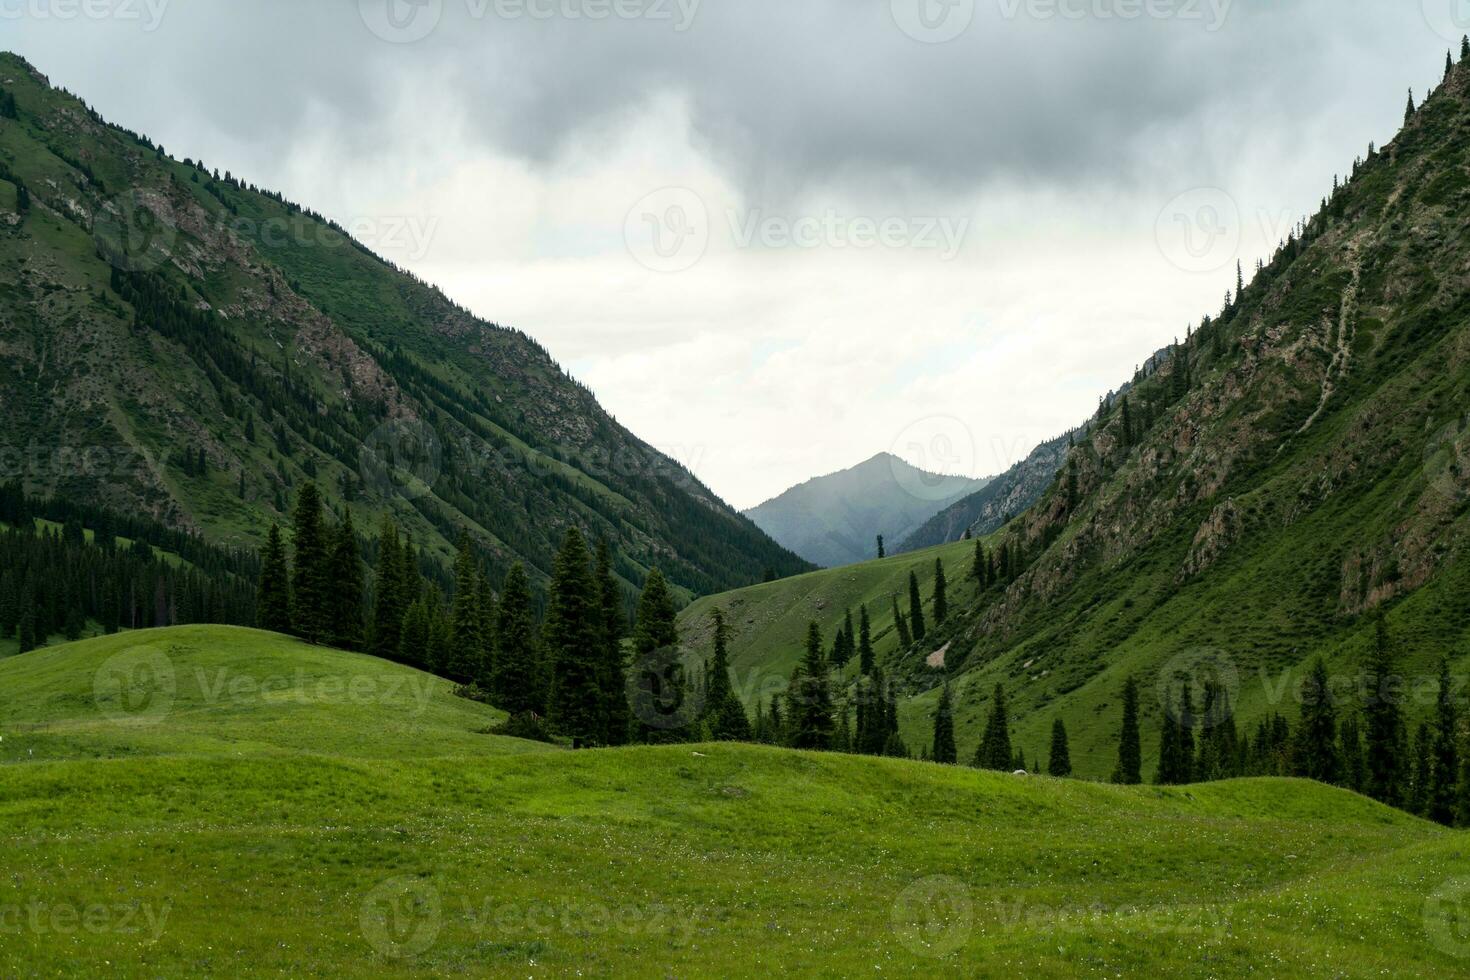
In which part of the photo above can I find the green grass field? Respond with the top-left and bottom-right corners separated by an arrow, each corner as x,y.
3,628 -> 1469,976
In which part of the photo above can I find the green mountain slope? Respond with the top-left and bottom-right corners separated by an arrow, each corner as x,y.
682,57 -> 1470,776
744,452 -> 985,568
0,52 -> 808,598
1,629 -> 1465,976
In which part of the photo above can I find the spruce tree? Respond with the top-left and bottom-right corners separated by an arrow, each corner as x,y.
545,529 -> 603,748
858,604 -> 874,675
876,535 -> 885,559
16,592 -> 37,654
447,532 -> 483,684
1409,723 -> 1432,817
908,571 -> 926,642
706,608 -> 751,741
1112,676 -> 1142,785
289,484 -> 330,644
1430,657 -> 1459,826
932,683 -> 957,764
791,621 -> 834,749
0,90 -> 17,119
1405,88 -> 1416,124
326,511 -> 363,651
1155,699 -> 1181,785
1339,715 -> 1366,792
594,539 -> 630,745
893,597 -> 912,649
1363,616 -> 1405,806
1463,35 -> 1469,62
630,567 -> 689,743
974,684 -> 1012,770
256,523 -> 292,634
972,540 -> 985,582
493,562 -> 542,715
425,588 -> 452,674
476,573 -> 497,690
369,519 -> 405,661
932,559 -> 948,625
632,568 -> 678,655
1048,718 -> 1072,777
1294,658 -> 1339,784
398,596 -> 430,670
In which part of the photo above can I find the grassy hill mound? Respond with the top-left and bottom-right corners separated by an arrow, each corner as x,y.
0,626 -> 555,762
2,629 -> 1467,975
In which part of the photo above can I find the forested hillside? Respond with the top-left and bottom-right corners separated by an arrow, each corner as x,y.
0,52 -> 808,605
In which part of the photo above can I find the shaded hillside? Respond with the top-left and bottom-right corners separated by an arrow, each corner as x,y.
745,452 -> 984,567
0,53 -> 808,598
899,430 -> 1074,551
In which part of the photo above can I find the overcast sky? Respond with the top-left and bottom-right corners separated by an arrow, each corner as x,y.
6,1 -> 1459,508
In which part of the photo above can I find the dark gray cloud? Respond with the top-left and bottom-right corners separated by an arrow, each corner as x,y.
8,0 -> 1452,203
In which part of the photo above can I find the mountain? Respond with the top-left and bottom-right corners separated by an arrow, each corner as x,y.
744,453 -> 985,567
897,431 -> 1073,552
0,53 -> 809,598
685,53 -> 1470,777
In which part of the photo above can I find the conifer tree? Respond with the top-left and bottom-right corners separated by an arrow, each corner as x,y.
0,90 -> 17,119
974,684 -> 1012,770
1363,617 -> 1405,806
1430,657 -> 1459,826
326,511 -> 363,651
790,621 -> 834,749
369,518 -> 405,660
932,683 -> 957,764
632,568 -> 678,656
398,596 -> 430,670
16,584 -> 37,654
1448,49 -> 1455,81
1294,658 -> 1339,784
493,562 -> 542,715
908,571 -> 926,642
476,573 -> 497,689
1339,715 -> 1366,792
594,539 -> 630,745
256,523 -> 292,634
446,531 -> 483,684
858,604 -> 874,675
1409,723 -> 1432,817
1463,35 -> 1469,62
892,597 -> 911,649
876,535 -> 885,559
972,539 -> 985,582
1048,718 -> 1072,777
932,559 -> 948,625
289,484 -> 330,644
425,588 -> 452,674
1405,88 -> 1416,124
1112,676 -> 1142,785
1195,680 -> 1239,781
705,608 -> 751,741
545,529 -> 603,748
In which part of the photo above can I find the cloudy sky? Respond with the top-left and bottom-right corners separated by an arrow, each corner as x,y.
6,0 -> 1460,508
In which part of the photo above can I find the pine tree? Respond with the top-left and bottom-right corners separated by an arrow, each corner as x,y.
476,573 -> 496,690
1047,718 -> 1072,777
446,531 -> 483,684
425,588 -> 451,674
932,683 -> 957,764
368,518 -> 405,660
632,568 -> 678,656
0,90 -> 17,119
876,535 -> 885,559
908,571 -> 926,642
256,523 -> 292,634
1294,658 -> 1339,784
630,567 -> 689,743
791,622 -> 834,749
1430,657 -> 1459,826
1156,700 -> 1180,785
1339,715 -> 1366,792
974,684 -> 1012,770
972,540 -> 985,582
1463,35 -> 1469,62
1405,88 -> 1416,124
493,562 -> 542,715
1409,723 -> 1433,817
857,604 -> 874,675
1363,616 -> 1405,806
545,529 -> 603,748
326,511 -> 363,651
289,484 -> 330,644
16,589 -> 37,654
706,608 -> 750,741
398,596 -> 430,669
892,597 -> 911,649
1112,676 -> 1142,785
594,539 -> 630,746
932,559 -> 948,625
